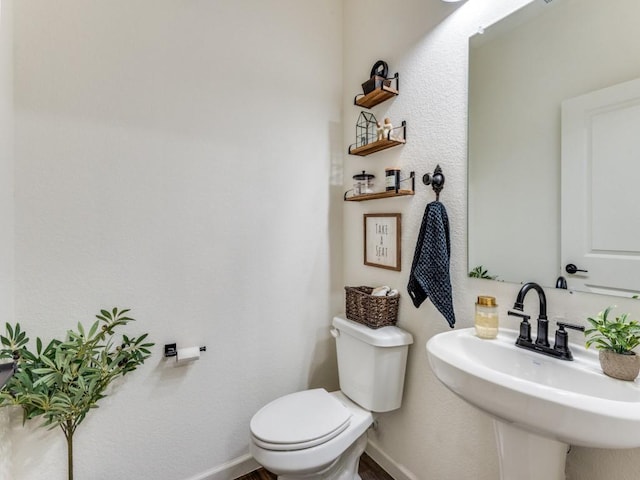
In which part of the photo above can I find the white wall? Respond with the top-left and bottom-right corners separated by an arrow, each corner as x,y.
0,0 -> 13,325
343,1 -> 640,479
0,0 -> 15,477
9,1 -> 342,479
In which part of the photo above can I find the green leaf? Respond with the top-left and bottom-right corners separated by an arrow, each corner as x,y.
584,306 -> 640,353
87,321 -> 99,339
33,373 -> 58,388
39,354 -> 57,369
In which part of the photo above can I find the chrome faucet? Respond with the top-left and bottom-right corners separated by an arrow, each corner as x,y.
508,282 -> 584,360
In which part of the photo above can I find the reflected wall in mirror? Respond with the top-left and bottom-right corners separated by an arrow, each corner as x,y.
468,0 -> 640,296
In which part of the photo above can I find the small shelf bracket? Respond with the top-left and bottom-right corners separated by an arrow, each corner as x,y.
400,170 -> 416,194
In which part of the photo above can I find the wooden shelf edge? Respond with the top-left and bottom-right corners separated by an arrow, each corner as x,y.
345,190 -> 414,202
354,86 -> 399,109
348,138 -> 406,156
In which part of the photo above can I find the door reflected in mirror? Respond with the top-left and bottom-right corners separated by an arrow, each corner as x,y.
468,0 -> 640,296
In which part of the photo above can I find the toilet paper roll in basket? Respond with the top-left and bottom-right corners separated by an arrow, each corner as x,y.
176,346 -> 201,363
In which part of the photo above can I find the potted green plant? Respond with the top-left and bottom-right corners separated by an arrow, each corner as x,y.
585,306 -> 640,381
0,308 -> 153,480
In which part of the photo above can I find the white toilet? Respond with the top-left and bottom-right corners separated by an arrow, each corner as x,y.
249,315 -> 413,480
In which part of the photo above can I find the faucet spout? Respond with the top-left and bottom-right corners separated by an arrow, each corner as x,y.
512,282 -> 549,347
508,281 -> 581,361
513,282 -> 547,318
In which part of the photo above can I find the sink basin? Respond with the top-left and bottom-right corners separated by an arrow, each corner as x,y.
427,328 -> 640,479
427,327 -> 640,447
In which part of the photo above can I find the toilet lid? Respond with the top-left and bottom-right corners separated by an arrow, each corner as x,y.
250,389 -> 351,450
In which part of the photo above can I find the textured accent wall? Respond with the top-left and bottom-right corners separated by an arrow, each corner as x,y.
343,1 -> 640,479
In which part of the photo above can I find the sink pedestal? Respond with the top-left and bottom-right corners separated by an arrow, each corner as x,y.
494,420 -> 568,480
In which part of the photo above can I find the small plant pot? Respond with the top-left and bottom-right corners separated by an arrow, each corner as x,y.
599,350 -> 640,381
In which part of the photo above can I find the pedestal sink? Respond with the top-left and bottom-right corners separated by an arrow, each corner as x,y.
426,328 -> 640,480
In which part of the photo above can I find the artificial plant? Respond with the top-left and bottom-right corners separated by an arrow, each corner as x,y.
468,265 -> 498,280
585,305 -> 640,354
0,308 -> 153,480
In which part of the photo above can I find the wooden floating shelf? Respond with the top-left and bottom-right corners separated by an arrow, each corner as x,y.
348,120 -> 406,156
344,171 -> 415,202
345,190 -> 415,202
348,137 -> 405,156
353,73 -> 399,109
355,85 -> 399,109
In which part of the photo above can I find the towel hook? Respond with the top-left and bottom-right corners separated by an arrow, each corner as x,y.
422,164 -> 445,200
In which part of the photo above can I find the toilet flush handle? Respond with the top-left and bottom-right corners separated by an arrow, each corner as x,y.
330,327 -> 340,338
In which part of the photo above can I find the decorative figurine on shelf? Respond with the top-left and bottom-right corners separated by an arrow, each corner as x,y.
383,118 -> 393,140
376,122 -> 384,141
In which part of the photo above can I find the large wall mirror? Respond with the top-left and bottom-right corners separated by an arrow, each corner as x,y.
468,0 -> 640,297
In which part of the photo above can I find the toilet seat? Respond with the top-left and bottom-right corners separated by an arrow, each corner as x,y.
250,388 -> 352,451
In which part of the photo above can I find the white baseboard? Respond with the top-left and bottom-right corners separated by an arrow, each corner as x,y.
183,454 -> 260,480
182,441 -> 413,480
365,440 -> 419,480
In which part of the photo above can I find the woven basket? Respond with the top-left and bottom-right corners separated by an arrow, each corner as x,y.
344,286 -> 399,329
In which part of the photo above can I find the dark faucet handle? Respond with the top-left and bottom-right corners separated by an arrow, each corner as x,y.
556,321 -> 585,332
508,310 -> 530,321
508,310 -> 532,343
553,321 -> 585,360
507,310 -> 531,323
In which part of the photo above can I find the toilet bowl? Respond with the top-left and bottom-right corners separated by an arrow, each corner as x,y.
250,390 -> 372,479
249,316 -> 413,480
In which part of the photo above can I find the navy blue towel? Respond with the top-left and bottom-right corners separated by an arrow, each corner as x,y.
407,201 -> 456,328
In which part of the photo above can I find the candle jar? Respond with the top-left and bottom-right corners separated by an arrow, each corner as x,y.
353,171 -> 375,195
475,296 -> 498,339
385,167 -> 400,191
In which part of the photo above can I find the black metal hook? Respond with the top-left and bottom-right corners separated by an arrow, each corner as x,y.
422,164 -> 445,200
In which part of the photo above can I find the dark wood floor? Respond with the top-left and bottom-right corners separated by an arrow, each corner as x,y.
235,453 -> 394,480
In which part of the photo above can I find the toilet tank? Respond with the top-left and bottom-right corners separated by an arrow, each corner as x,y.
331,315 -> 413,412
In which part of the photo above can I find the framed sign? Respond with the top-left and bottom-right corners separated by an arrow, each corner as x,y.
364,213 -> 401,271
